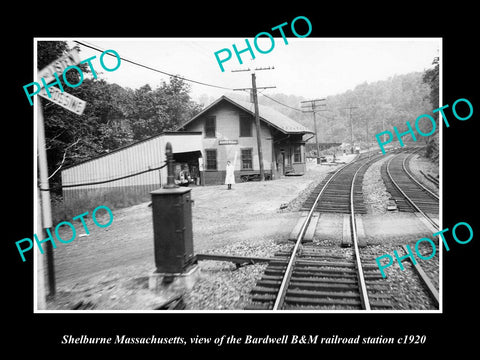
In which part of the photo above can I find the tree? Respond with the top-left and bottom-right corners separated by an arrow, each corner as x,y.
422,57 -> 440,162
125,78 -> 202,140
37,41 -> 69,70
39,42 -> 134,192
39,40 -> 206,195
423,57 -> 439,109
321,72 -> 433,147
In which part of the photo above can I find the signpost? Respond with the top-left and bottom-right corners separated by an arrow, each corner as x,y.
36,49 -> 87,303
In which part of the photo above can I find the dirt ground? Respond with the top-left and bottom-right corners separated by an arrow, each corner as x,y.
44,150 -> 441,311
46,154 -> 356,310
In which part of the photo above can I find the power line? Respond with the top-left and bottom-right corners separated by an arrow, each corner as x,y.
300,99 -> 326,163
231,67 -> 276,181
74,41 -> 310,113
73,40 -> 234,91
261,93 -> 303,112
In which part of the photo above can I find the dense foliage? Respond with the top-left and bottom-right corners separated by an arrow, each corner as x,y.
39,40 -> 439,193
39,41 -> 202,192
258,67 -> 438,150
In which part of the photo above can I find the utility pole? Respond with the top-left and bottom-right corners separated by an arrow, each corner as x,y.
251,72 -> 265,180
363,114 -> 373,160
233,67 -> 275,181
342,106 -> 358,154
301,99 -> 326,164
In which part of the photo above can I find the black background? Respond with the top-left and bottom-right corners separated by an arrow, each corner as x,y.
5,4 -> 477,356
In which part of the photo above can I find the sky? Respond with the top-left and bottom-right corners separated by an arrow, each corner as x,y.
58,37 -> 440,105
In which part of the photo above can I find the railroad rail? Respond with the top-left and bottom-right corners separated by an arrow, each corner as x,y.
382,148 -> 440,305
300,154 -> 371,213
246,153 -> 392,310
383,148 -> 439,230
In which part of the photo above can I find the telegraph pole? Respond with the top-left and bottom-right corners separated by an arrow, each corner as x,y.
251,72 -> 265,180
301,99 -> 326,164
233,67 -> 275,181
342,106 -> 358,154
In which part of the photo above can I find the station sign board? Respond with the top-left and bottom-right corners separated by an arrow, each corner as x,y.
219,140 -> 238,145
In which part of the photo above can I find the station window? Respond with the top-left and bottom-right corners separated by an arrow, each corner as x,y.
241,148 -> 253,170
293,145 -> 302,163
206,149 -> 217,170
205,116 -> 216,138
239,115 -> 252,137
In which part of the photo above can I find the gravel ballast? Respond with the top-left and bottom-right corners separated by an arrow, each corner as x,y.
47,157 -> 352,311
358,151 -> 440,310
46,152 -> 440,311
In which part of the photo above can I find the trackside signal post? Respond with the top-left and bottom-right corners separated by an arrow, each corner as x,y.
149,143 -> 199,291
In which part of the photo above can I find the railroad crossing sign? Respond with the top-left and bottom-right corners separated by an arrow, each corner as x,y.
38,86 -> 86,115
37,48 -> 81,86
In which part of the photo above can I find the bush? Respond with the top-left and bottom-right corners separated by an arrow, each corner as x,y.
424,137 -> 439,164
51,186 -> 154,223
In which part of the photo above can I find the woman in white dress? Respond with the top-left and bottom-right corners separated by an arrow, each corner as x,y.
225,160 -> 235,190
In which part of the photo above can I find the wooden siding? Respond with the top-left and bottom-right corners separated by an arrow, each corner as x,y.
184,101 -> 274,175
61,133 -> 202,203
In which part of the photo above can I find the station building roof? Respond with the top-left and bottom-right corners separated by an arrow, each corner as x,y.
178,95 -> 314,135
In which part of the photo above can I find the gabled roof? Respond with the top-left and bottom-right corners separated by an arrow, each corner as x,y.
178,95 -> 314,135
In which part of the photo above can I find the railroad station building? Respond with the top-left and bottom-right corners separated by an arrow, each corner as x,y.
177,95 -> 314,184
61,95 -> 313,204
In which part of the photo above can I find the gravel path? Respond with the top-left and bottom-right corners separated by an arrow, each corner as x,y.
46,156 -> 354,311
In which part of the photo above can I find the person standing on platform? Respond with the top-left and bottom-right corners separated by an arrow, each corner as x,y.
225,160 -> 235,190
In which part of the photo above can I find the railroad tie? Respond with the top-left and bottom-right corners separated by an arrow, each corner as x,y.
355,214 -> 367,247
303,213 -> 320,242
289,215 -> 307,241
341,214 -> 352,247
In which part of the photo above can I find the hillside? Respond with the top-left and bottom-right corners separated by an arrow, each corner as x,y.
229,71 -> 434,147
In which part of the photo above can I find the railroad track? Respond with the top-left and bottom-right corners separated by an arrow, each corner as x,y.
246,153 -> 392,310
300,153 -> 375,213
382,148 -> 439,229
380,148 -> 440,307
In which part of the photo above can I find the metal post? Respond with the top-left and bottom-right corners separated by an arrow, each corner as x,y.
164,142 -> 177,189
